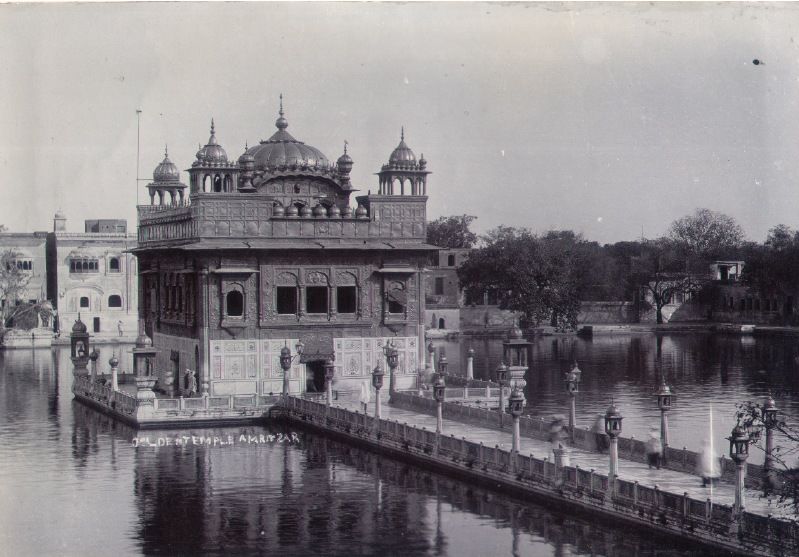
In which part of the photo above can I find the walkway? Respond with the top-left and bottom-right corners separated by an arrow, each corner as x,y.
336,399 -> 794,520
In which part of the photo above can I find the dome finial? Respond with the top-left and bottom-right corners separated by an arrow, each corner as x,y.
245,140 -> 248,150
275,94 -> 289,130
210,118 -> 215,134
164,144 -> 168,159
344,140 -> 348,154
401,126 -> 405,141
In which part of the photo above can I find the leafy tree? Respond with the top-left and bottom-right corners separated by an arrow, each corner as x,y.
742,225 -> 799,298
0,249 -> 32,326
668,208 -> 745,260
426,215 -> 478,249
457,227 -> 593,330
0,225 -> 7,232
736,399 -> 799,515
630,238 -> 708,324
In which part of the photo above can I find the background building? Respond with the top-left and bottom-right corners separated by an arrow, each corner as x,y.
0,231 -> 49,310
47,212 -> 138,339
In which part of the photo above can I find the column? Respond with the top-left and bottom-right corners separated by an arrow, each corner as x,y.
199,268 -> 210,395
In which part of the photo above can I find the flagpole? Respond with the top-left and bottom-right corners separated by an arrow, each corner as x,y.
136,109 -> 142,209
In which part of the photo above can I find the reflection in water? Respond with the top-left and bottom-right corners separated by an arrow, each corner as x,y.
0,343 -> 775,555
431,333 -> 799,464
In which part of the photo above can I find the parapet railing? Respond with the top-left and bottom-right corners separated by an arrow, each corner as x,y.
72,375 -> 280,419
435,373 -> 500,390
411,386 -> 502,400
72,375 -> 138,417
284,396 -> 798,556
391,392 -> 768,489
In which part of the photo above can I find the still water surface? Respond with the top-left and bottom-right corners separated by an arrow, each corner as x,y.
431,332 -> 799,465
0,337 -> 788,555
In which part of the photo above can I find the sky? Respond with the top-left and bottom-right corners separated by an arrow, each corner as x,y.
2,2 -> 799,245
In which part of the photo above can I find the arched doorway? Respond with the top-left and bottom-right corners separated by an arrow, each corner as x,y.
438,317 -> 446,329
306,360 -> 326,393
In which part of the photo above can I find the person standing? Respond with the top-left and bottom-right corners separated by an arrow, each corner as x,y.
645,428 -> 663,469
359,381 -> 371,414
117,320 -> 124,337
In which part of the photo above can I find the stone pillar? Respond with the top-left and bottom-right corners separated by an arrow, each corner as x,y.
512,414 -> 520,454
326,378 -> 333,407
734,461 -> 746,514
765,426 -> 775,490
553,447 -> 565,486
609,436 -> 619,481
199,268 -> 210,395
660,408 -> 670,455
109,355 -> 119,392
375,387 -> 382,420
568,394 -> 576,443
436,400 -> 443,434
466,348 -> 474,381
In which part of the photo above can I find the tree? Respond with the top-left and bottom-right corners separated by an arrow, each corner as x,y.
426,215 -> 478,249
736,399 -> 799,515
457,227 -> 593,330
742,225 -> 799,297
0,250 -> 32,327
668,208 -> 745,260
631,238 -> 708,324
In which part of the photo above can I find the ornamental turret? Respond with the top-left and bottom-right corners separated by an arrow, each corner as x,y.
377,127 -> 430,195
146,147 -> 188,206
188,119 -> 240,194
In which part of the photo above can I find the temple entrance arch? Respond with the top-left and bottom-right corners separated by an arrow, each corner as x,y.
305,360 -> 326,393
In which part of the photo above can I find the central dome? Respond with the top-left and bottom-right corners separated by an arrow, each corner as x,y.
247,100 -> 330,172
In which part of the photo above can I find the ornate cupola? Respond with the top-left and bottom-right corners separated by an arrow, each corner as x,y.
237,142 -> 256,192
336,141 -> 354,186
188,119 -> 240,194
377,127 -> 430,196
146,146 -> 188,206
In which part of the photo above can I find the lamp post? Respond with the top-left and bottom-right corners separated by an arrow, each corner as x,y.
89,348 -> 100,381
280,340 -> 305,397
564,361 -> 582,441
763,395 -> 778,491
109,353 -> 120,392
509,387 -> 525,455
384,340 -> 399,397
70,315 -> 90,375
427,341 -> 435,374
496,362 -> 508,428
655,377 -> 674,456
729,424 -> 750,515
466,347 -> 475,381
324,358 -> 335,408
502,323 -> 530,393
372,363 -> 385,419
604,401 -> 623,483
438,355 -> 448,377
433,376 -> 446,434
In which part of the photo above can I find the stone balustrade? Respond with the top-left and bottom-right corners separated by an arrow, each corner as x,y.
391,392 -> 768,489
72,374 -> 280,425
283,396 -> 798,557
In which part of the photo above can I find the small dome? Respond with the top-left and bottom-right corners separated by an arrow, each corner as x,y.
238,142 -> 255,166
328,204 -> 341,217
72,317 -> 87,334
355,204 -> 368,218
389,127 -> 416,164
135,331 -> 153,348
54,210 -> 66,220
419,153 -> 427,170
273,204 -> 285,217
195,119 -> 229,165
337,141 -> 353,174
341,205 -> 352,218
286,204 -> 299,217
153,147 -> 180,182
313,204 -> 327,218
299,205 -> 312,218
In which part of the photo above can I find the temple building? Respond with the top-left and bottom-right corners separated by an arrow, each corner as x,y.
134,100 -> 436,397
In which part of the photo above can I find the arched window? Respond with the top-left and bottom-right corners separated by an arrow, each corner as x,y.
109,257 -> 120,272
108,295 -> 122,308
226,290 -> 243,317
439,317 -> 446,329
213,175 -> 223,192
203,175 -> 211,192
80,296 -> 90,309
447,254 -> 456,267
